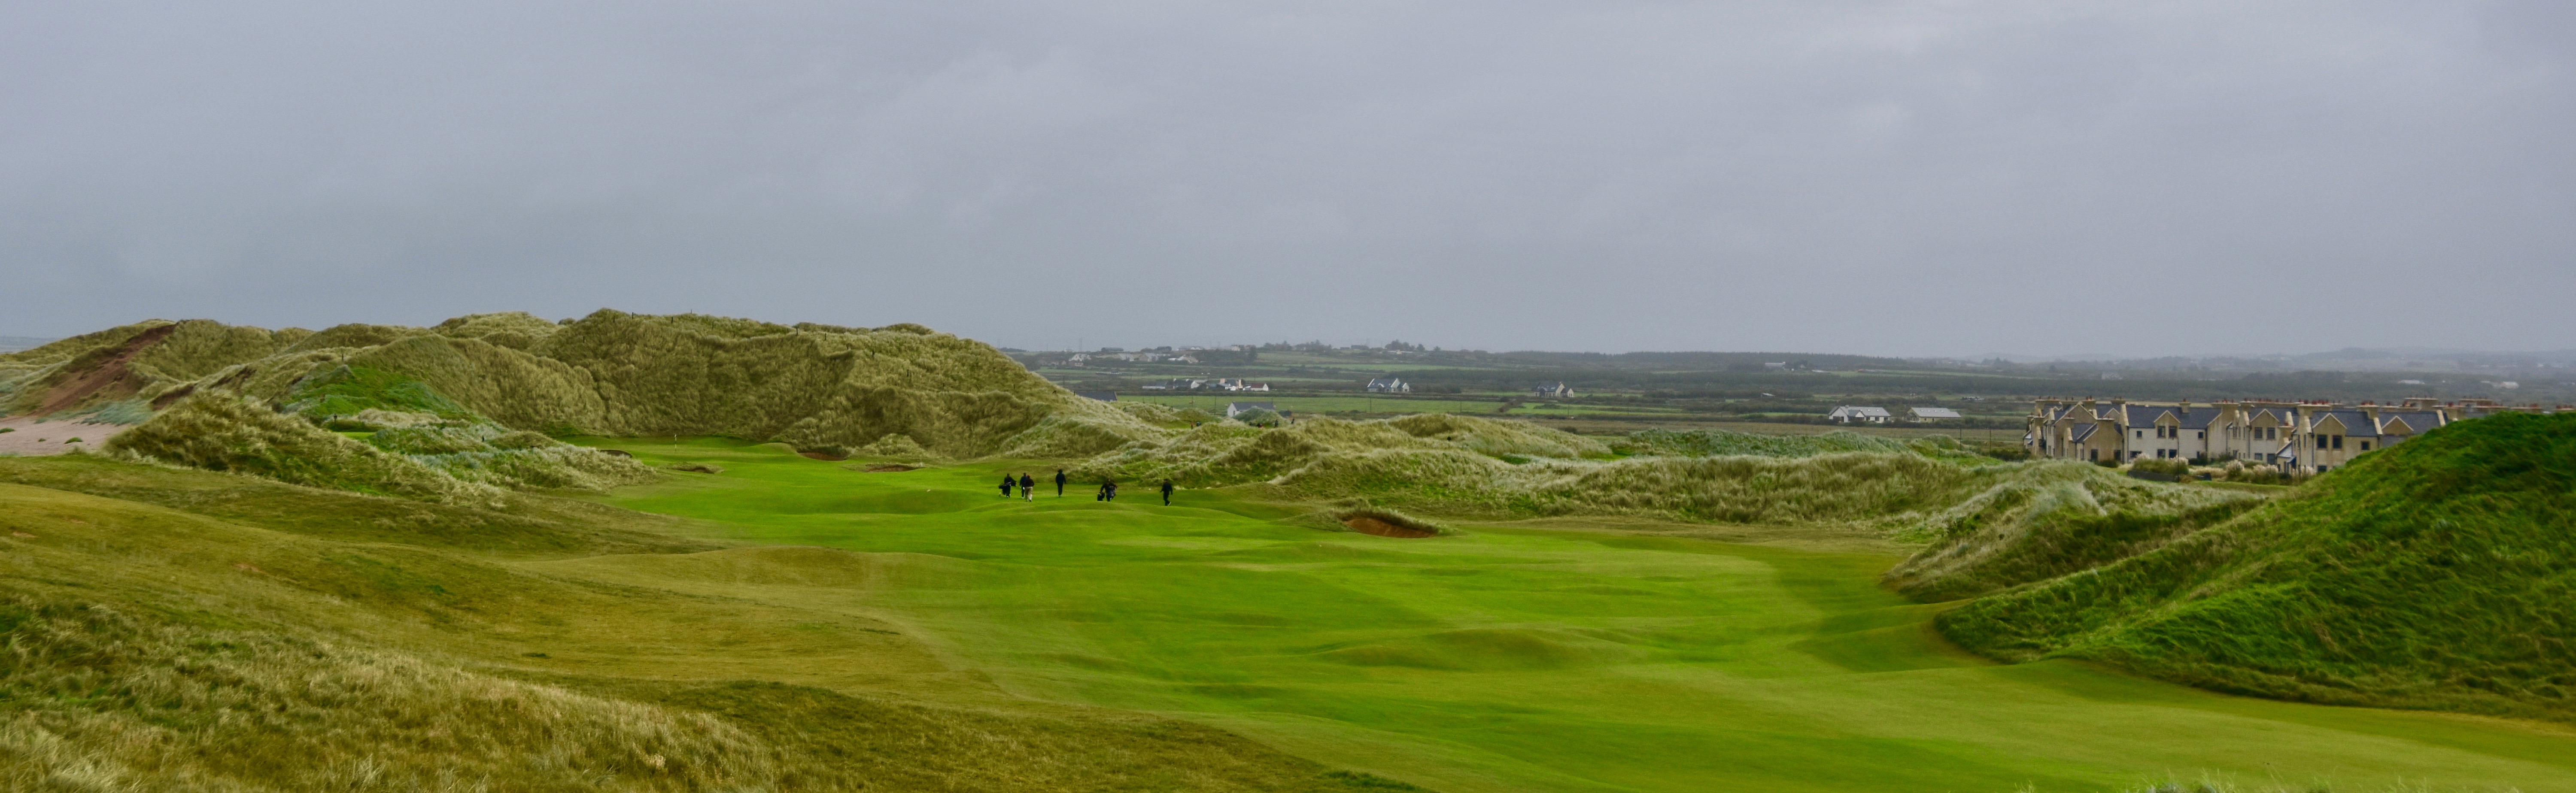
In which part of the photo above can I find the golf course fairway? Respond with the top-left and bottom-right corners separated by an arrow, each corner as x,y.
568,439 -> 2576,793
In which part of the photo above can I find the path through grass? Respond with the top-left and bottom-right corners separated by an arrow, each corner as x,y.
576,438 -> 2576,793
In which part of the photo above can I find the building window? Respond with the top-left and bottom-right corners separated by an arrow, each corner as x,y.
2136,430 -> 2145,439
2331,435 -> 2343,450
2360,441 -> 2371,451
2197,431 -> 2205,439
2316,436 -> 2330,450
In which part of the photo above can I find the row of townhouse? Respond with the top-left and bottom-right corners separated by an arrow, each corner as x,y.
2025,397 -> 2557,472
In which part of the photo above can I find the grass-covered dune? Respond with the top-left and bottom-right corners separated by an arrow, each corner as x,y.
0,310 -> 1157,459
1931,412 -> 2576,722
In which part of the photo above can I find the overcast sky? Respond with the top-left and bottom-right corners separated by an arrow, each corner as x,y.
3,1 -> 2570,357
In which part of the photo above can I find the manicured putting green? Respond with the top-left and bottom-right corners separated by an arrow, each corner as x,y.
589,439 -> 2576,793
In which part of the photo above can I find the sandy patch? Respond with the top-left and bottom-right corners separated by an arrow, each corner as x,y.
1343,516 -> 1437,538
0,415 -> 131,457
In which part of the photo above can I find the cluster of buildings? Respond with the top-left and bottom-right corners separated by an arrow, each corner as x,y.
1827,406 -> 1961,423
1067,350 -> 1199,365
1142,377 -> 1269,392
2023,397 -> 2557,472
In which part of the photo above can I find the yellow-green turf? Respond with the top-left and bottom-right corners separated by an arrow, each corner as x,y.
571,438 -> 2576,793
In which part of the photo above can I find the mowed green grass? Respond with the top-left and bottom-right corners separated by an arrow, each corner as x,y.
576,439 -> 2576,793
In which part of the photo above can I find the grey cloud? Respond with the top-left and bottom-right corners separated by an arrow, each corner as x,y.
3,1 -> 2569,356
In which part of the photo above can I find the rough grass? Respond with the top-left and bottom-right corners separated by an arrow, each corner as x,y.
0,454 -> 711,557
106,394 -> 658,500
1881,466 -> 2268,601
105,395 -> 496,502
286,364 -> 482,421
1935,412 -> 2576,723
1070,414 -> 1605,488
1073,415 -> 2242,550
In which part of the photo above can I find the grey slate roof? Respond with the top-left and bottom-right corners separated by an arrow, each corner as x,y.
2379,411 -> 2444,433
2314,410 -> 2371,434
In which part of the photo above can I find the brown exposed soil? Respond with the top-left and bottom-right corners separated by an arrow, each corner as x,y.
862,464 -> 920,472
1343,516 -> 1437,539
36,324 -> 176,415
596,449 -> 634,457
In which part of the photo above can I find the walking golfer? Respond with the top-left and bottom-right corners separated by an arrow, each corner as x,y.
1161,480 -> 1174,506
999,475 -> 1015,498
1019,473 -> 1035,502
1054,469 -> 1067,496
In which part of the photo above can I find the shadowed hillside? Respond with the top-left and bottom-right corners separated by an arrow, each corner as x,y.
1927,412 -> 2576,722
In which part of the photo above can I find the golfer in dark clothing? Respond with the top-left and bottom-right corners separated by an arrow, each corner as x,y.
1105,481 -> 1118,502
1160,480 -> 1174,505
1054,469 -> 1067,496
1019,473 -> 1036,502
999,475 -> 1015,498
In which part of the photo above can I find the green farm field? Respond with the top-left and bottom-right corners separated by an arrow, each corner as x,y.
1122,394 -> 1519,416
1120,393 -> 1687,418
568,438 -> 2576,793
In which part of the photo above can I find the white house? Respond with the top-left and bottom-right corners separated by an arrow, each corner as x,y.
1532,382 -> 1574,398
1366,378 -> 1410,393
1907,406 -> 1962,422
1225,401 -> 1278,419
1827,406 -> 1891,424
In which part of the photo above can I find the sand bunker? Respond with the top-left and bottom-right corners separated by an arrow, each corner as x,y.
1342,516 -> 1437,539
860,463 -> 919,472
0,416 -> 130,457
